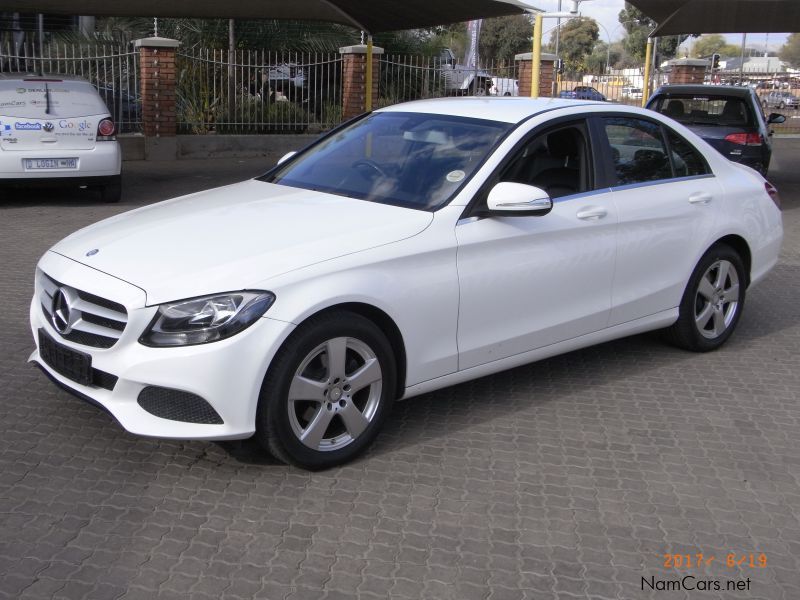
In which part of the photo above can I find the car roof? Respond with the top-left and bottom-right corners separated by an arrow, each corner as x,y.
652,85 -> 753,98
0,73 -> 92,83
376,97 -> 603,124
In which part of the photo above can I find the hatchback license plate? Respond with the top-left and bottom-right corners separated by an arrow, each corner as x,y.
24,158 -> 78,170
38,329 -> 92,386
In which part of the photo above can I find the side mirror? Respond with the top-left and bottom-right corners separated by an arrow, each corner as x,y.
277,151 -> 297,166
487,182 -> 553,216
768,113 -> 786,124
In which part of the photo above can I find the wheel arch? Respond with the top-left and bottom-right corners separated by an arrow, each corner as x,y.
293,302 -> 408,400
711,234 -> 752,287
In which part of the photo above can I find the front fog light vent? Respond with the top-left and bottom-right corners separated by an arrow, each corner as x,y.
137,386 -> 223,424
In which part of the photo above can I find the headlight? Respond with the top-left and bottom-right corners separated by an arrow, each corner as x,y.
139,291 -> 275,347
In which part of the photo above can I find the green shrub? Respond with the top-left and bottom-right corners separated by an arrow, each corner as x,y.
215,97 -> 307,134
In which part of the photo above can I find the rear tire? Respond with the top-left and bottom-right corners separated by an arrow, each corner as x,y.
664,244 -> 746,352
99,175 -> 121,203
256,310 -> 396,470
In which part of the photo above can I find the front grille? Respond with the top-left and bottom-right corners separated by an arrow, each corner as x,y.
38,270 -> 128,349
137,386 -> 224,424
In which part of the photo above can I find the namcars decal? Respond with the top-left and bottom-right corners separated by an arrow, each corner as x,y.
0,99 -> 26,109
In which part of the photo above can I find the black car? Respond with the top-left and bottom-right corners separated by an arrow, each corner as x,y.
646,85 -> 785,175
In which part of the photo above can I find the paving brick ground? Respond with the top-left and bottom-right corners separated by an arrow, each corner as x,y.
1,144 -> 799,600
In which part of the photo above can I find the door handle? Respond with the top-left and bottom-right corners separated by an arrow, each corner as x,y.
576,206 -> 607,220
688,192 -> 713,205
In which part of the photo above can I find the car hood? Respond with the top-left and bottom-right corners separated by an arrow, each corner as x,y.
50,179 -> 433,305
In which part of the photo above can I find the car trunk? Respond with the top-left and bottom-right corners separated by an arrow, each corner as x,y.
0,79 -> 108,151
685,123 -> 760,155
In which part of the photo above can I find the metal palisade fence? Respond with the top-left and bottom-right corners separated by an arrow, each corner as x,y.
175,48 -> 343,134
0,41 -> 141,133
555,71 -> 669,106
379,54 -> 520,106
4,42 -> 797,136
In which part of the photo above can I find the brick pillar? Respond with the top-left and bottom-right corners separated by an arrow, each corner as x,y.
340,44 -> 384,120
134,37 -> 180,137
668,58 -> 709,85
515,52 -> 557,98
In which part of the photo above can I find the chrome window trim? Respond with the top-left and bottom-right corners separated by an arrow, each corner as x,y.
608,173 -> 716,194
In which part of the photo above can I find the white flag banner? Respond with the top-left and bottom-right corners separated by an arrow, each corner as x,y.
464,19 -> 483,69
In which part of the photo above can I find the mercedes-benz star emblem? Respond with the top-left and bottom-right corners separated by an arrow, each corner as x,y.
43,122 -> 54,133
51,288 -> 72,334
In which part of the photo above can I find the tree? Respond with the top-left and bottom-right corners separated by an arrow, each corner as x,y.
618,2 -> 690,63
550,17 -> 599,73
780,33 -> 800,69
691,34 -> 741,59
585,40 -> 626,73
479,15 -> 532,64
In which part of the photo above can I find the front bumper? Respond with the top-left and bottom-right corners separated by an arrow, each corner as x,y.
29,252 -> 294,440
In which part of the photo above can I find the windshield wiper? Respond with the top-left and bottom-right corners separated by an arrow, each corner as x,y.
44,82 -> 51,115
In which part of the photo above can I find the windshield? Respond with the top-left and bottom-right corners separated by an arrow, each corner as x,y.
0,79 -> 108,119
652,94 -> 754,128
262,111 -> 511,210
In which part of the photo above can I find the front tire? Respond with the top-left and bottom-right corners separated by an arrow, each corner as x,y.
665,244 -> 746,352
256,310 -> 396,470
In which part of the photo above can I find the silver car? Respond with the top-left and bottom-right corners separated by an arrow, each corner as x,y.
763,91 -> 799,110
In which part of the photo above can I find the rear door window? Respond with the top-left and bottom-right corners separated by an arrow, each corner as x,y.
665,129 -> 710,177
0,80 -> 108,119
603,117 -> 673,186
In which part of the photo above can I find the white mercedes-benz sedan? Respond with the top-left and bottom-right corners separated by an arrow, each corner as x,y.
29,98 -> 783,469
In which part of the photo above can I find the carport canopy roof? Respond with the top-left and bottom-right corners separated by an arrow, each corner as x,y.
0,0 -> 528,33
627,0 -> 799,36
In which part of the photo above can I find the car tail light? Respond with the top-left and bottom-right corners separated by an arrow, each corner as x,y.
97,118 -> 116,139
724,132 -> 763,146
765,181 -> 781,210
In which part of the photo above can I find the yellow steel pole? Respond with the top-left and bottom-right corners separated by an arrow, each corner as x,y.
531,13 -> 543,98
366,35 -> 374,112
642,37 -> 653,107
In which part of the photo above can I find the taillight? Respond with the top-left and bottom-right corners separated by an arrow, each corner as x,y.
724,132 -> 763,146
765,181 -> 781,210
97,118 -> 115,139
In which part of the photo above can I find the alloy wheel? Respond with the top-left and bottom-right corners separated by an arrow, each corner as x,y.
694,259 -> 740,339
287,337 -> 383,451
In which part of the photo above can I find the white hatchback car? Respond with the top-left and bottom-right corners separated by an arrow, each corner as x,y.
490,77 -> 519,97
29,98 -> 782,469
1,74 -> 121,201
621,86 -> 643,101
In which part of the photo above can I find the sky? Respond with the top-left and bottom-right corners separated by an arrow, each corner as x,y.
529,0 -> 790,51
